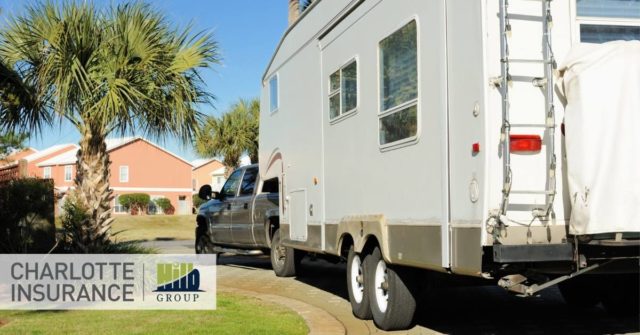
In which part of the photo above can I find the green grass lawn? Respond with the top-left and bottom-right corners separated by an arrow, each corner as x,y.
110,214 -> 196,242
0,292 -> 308,335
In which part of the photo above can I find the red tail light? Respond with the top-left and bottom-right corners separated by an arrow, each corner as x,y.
510,134 -> 542,153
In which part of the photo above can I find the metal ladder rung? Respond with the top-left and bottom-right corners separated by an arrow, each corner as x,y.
510,124 -> 549,128
510,190 -> 555,195
509,58 -> 548,64
509,75 -> 547,86
507,14 -> 545,22
507,203 -> 550,212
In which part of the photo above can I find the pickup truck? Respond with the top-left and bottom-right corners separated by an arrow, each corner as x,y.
195,164 -> 280,255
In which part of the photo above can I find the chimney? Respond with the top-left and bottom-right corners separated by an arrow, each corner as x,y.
288,0 -> 300,26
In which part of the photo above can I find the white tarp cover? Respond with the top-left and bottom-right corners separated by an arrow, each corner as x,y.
556,41 -> 640,235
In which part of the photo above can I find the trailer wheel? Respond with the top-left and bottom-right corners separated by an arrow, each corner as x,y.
366,246 -> 416,330
347,246 -> 372,319
601,274 -> 639,317
270,228 -> 297,277
558,275 -> 602,308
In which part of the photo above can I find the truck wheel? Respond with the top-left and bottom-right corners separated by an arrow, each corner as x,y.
366,246 -> 416,331
347,246 -> 372,319
270,229 -> 297,277
601,274 -> 639,317
558,275 -> 602,308
195,232 -> 215,254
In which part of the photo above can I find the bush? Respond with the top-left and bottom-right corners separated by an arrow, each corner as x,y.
193,194 -> 206,209
60,192 -> 155,254
119,193 -> 150,215
0,178 -> 55,253
59,192 -> 92,252
154,197 -> 175,215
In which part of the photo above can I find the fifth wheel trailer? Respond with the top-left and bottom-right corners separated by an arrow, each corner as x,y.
259,0 -> 640,330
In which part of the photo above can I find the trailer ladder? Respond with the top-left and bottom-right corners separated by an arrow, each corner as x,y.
497,0 -> 557,225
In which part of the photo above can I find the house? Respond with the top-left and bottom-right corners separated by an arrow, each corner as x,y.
2,147 -> 37,164
37,137 -> 193,215
191,159 -> 226,193
0,144 -> 79,180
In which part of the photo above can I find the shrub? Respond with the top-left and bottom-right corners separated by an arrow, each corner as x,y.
119,193 -> 150,215
193,194 -> 206,209
60,192 -> 94,253
60,192 -> 155,254
0,178 -> 55,253
154,197 -> 175,215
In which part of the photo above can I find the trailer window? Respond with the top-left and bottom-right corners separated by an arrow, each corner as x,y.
269,75 -> 279,113
379,20 -> 418,145
576,0 -> 640,43
329,59 -> 358,120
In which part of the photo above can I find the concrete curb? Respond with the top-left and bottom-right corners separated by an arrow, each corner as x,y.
219,285 -> 346,335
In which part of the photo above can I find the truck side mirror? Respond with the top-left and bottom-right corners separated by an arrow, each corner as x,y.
212,191 -> 221,200
198,185 -> 213,200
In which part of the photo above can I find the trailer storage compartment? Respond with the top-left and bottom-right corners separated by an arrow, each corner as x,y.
557,41 -> 640,235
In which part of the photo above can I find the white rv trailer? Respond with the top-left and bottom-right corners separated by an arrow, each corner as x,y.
259,0 -> 640,330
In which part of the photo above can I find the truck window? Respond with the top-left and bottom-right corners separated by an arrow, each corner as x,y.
221,169 -> 243,198
379,19 -> 418,145
261,178 -> 278,193
240,167 -> 258,196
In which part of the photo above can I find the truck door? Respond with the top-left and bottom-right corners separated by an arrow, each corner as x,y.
210,168 -> 242,244
231,166 -> 258,245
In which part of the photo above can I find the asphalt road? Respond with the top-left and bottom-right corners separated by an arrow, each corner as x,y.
148,240 -> 640,334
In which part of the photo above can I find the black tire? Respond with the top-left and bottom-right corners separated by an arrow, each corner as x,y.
195,231 -> 215,255
270,228 -> 297,277
558,275 -> 602,308
366,246 -> 417,331
601,274 -> 639,317
347,246 -> 372,319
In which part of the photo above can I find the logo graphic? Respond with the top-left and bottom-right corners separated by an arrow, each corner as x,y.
154,263 -> 202,292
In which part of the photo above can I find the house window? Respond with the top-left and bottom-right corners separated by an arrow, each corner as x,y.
114,195 -> 127,214
64,165 -> 73,182
192,178 -> 197,191
329,59 -> 358,120
119,166 -> 129,183
43,167 -> 51,179
576,0 -> 640,43
269,75 -> 279,113
379,20 -> 418,146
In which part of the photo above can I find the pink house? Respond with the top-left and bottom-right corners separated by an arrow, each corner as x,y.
37,137 -> 193,215
0,144 -> 79,179
191,158 -> 226,193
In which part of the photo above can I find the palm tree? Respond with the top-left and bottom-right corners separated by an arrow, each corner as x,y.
194,98 -> 259,176
0,1 -> 219,252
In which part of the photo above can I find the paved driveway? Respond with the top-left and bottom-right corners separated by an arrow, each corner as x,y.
149,240 -> 640,334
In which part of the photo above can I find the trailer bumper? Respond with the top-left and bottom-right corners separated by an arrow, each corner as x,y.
493,243 -> 574,263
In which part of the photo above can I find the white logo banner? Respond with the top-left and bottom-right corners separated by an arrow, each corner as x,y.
0,254 -> 217,310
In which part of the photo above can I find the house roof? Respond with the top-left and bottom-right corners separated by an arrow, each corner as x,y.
37,137 -> 192,167
24,144 -> 77,162
37,149 -> 78,166
191,158 -> 223,170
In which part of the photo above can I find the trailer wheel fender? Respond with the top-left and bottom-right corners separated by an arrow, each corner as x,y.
338,233 -> 355,258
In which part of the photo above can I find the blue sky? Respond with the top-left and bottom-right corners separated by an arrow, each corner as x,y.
0,0 -> 288,161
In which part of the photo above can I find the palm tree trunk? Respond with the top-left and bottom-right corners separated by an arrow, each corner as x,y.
74,126 -> 114,252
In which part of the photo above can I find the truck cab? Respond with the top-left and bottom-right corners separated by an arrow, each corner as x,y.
195,164 -> 279,253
